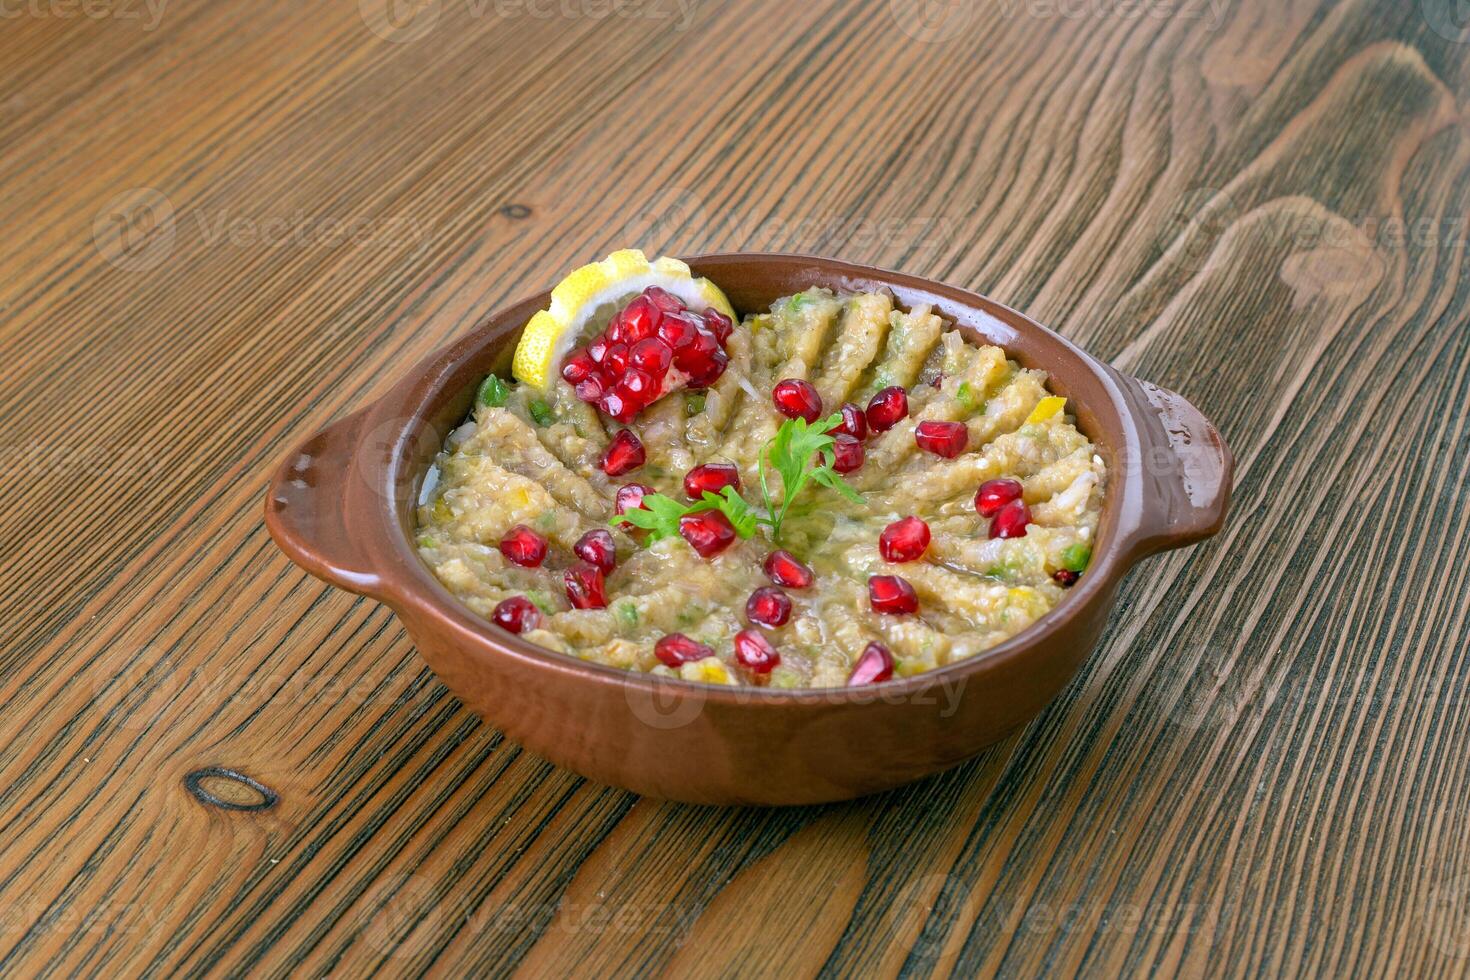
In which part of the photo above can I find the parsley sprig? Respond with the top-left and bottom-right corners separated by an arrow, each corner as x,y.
609,415 -> 863,548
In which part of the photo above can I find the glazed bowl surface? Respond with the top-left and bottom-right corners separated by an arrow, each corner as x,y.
266,253 -> 1231,805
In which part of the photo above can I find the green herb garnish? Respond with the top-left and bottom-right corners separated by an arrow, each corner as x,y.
528,399 -> 553,426
610,486 -> 758,542
478,375 -> 511,407
757,413 -> 862,543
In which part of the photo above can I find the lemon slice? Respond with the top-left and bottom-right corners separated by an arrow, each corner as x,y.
512,249 -> 737,390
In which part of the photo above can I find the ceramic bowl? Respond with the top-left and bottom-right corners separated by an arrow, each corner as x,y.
265,253 -> 1232,805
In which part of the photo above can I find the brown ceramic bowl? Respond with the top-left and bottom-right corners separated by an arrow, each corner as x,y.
265,253 -> 1232,805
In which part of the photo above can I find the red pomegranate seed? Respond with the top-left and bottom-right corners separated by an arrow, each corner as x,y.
847,642 -> 894,685
657,311 -> 700,350
620,295 -> 660,341
562,348 -> 596,384
974,478 -> 1023,517
573,528 -> 617,572
600,429 -> 646,476
929,373 -> 944,389
763,550 -> 813,588
745,587 -> 792,628
837,402 -> 868,440
879,516 -> 930,563
772,378 -> 823,424
684,462 -> 741,499
1052,569 -> 1080,588
703,308 -> 734,342
498,525 -> 547,567
564,563 -> 609,609
733,629 -> 780,674
686,348 -> 729,388
588,337 -> 611,364
614,368 -> 658,406
615,482 -> 654,515
868,575 -> 918,614
491,595 -> 541,634
831,434 -> 864,473
989,499 -> 1032,539
604,313 -> 625,344
644,286 -> 683,314
602,342 -> 630,376
655,632 -> 715,667
679,510 -> 736,558
915,420 -> 969,458
865,386 -> 909,432
629,337 -> 672,375
673,327 -> 720,372
598,391 -> 635,423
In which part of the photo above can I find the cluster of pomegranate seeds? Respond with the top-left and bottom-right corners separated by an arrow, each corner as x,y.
574,528 -> 617,572
915,420 -> 968,458
1052,569 -> 1080,588
879,516 -> 930,563
499,525 -> 548,568
684,462 -> 740,499
564,563 -> 609,609
763,550 -> 814,588
564,286 -> 731,423
865,386 -> 908,432
868,575 -> 918,614
600,429 -> 646,476
655,632 -> 715,667
974,478 -> 1022,517
745,587 -> 792,628
491,595 -> 541,634
679,510 -> 737,558
848,642 -> 894,685
836,402 -> 868,440
831,434 -> 864,473
989,499 -> 1031,539
733,629 -> 780,673
772,378 -> 823,424
615,483 -> 654,515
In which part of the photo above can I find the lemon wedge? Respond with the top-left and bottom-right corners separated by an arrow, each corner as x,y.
511,250 -> 737,390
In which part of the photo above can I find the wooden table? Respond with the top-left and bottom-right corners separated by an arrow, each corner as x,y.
4,0 -> 1468,974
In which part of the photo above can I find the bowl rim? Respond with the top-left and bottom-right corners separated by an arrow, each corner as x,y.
342,252 -> 1158,705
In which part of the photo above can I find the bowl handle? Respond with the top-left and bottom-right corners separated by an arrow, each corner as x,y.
1114,372 -> 1234,559
264,409 -> 385,598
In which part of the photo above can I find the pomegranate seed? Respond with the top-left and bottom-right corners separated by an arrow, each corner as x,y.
879,516 -> 930,563
989,499 -> 1032,539
498,525 -> 547,567
915,420 -> 969,458
975,478 -> 1023,517
763,550 -> 813,588
655,632 -> 715,667
574,528 -> 617,572
847,642 -> 894,685
603,342 -> 630,375
772,378 -> 823,424
686,348 -> 729,388
629,337 -> 672,375
679,510 -> 737,558
615,482 -> 654,515
745,587 -> 792,628
604,313 -> 625,344
600,429 -> 646,476
868,575 -> 918,614
657,311 -> 700,350
644,286 -> 683,314
562,348 -> 596,384
491,595 -> 541,634
703,308 -> 734,342
598,391 -> 635,423
1052,569 -> 1080,587
574,376 -> 604,403
673,327 -> 720,372
865,386 -> 909,432
621,295 -> 660,341
733,629 -> 780,673
614,368 -> 658,406
831,434 -> 864,473
684,462 -> 741,499
564,563 -> 609,609
588,337 -> 611,364
836,402 -> 868,440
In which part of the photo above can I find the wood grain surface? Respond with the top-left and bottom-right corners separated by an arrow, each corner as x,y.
2,0 -> 1469,975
